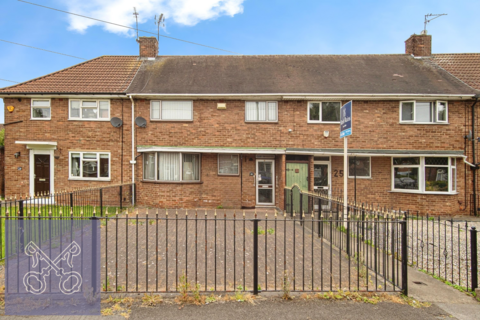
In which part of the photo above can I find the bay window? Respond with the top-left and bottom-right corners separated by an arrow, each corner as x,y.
392,157 -> 456,193
70,152 -> 110,180
143,152 -> 201,182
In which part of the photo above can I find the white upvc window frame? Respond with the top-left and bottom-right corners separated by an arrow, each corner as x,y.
307,101 -> 342,123
150,100 -> 193,121
68,99 -> 110,121
399,100 -> 449,124
391,156 -> 457,194
245,101 -> 278,122
143,152 -> 201,182
218,154 -> 240,176
31,99 -> 51,120
68,151 -> 111,181
348,156 -> 371,179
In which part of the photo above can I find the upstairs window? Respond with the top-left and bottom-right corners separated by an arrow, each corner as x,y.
69,100 -> 110,120
308,101 -> 341,123
150,101 -> 193,121
400,101 -> 448,123
245,101 -> 277,122
31,99 -> 51,120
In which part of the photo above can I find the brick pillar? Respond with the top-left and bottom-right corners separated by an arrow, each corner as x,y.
405,34 -> 432,57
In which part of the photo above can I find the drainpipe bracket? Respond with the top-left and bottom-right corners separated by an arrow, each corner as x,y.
130,160 -> 137,164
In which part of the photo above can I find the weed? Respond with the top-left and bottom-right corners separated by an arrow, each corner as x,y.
175,271 -> 205,305
216,205 -> 224,209
205,294 -> 217,304
418,269 -> 471,295
112,304 -> 124,312
116,285 -> 125,292
282,271 -> 293,300
337,225 -> 347,233
250,227 -> 265,235
102,276 -> 112,292
353,253 -> 367,280
101,308 -> 113,316
267,228 -> 275,235
235,285 -> 245,301
141,294 -> 163,306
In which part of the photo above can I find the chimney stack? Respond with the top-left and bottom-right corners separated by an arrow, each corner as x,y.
138,36 -> 158,59
405,34 -> 432,57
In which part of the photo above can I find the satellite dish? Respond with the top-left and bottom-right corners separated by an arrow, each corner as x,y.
110,117 -> 123,128
135,116 -> 147,128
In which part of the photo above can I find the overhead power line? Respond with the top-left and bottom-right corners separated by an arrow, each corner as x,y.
0,39 -> 87,60
0,79 -> 20,83
18,0 -> 241,55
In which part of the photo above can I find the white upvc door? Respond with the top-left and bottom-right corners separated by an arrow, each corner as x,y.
256,159 -> 275,206
313,158 -> 331,210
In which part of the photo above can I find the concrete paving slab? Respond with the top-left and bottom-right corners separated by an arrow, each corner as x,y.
408,267 -> 476,304
436,303 -> 480,320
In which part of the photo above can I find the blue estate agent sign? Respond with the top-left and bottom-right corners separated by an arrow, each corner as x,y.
340,101 -> 352,138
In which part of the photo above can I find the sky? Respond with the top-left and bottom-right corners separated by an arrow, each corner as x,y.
1,0 -> 479,123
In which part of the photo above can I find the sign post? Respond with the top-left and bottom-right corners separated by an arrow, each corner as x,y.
340,101 -> 352,220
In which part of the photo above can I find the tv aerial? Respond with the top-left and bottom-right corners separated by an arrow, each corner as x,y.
133,7 -> 139,41
155,14 -> 165,42
422,13 -> 447,35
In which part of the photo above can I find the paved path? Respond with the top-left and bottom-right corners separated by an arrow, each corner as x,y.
408,266 -> 480,320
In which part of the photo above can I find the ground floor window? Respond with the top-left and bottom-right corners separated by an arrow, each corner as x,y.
143,152 -> 200,182
348,156 -> 371,178
392,157 -> 456,193
70,152 -> 110,180
218,154 -> 239,175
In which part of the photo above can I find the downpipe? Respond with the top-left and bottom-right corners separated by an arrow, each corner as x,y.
129,95 -> 136,206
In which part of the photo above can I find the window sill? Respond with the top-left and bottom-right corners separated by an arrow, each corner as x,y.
31,118 -> 51,121
307,121 -> 340,124
68,119 -> 110,122
398,122 -> 449,125
141,180 -> 203,184
245,121 -> 278,124
150,119 -> 193,122
388,190 -> 458,195
69,178 -> 111,181
218,174 -> 240,177
348,176 -> 372,179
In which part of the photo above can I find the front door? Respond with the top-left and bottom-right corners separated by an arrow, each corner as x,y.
314,160 -> 331,210
256,159 -> 275,206
34,154 -> 50,194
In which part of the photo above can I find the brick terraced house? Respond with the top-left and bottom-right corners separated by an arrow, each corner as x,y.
1,34 -> 479,215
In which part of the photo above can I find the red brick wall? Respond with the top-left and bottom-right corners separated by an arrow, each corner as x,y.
0,146 -> 4,196
3,97 -> 132,196
2,97 -> 474,214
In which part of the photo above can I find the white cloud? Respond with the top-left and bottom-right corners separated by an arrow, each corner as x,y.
65,0 -> 244,35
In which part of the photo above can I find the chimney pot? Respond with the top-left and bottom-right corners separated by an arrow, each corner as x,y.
405,34 -> 432,57
138,36 -> 158,59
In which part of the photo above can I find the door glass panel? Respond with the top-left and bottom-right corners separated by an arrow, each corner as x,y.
258,161 -> 272,185
314,164 -> 328,188
258,189 -> 273,203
